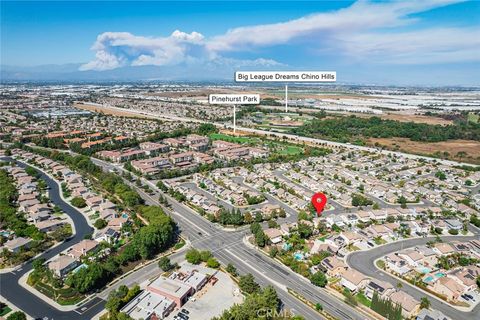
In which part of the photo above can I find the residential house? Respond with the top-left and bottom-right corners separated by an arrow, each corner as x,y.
69,240 -> 100,259
431,276 -> 465,301
263,228 -> 284,244
385,254 -> 411,275
320,256 -> 347,277
388,290 -> 420,318
364,279 -> 394,299
340,269 -> 370,292
48,255 -> 79,278
3,237 -> 32,253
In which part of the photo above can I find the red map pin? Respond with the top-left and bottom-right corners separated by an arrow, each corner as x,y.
311,192 -> 327,217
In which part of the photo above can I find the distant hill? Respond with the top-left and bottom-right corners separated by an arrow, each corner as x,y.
0,63 -> 240,81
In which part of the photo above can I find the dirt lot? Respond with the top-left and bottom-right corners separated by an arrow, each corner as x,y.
379,113 -> 452,125
368,137 -> 480,164
74,103 -> 155,119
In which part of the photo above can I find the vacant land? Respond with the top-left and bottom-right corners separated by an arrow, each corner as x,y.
369,137 -> 480,164
74,103 -> 155,119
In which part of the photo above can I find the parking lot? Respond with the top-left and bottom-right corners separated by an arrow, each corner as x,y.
165,263 -> 243,320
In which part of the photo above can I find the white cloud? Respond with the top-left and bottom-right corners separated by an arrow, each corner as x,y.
340,27 -> 480,64
80,30 -> 212,71
80,0 -> 478,71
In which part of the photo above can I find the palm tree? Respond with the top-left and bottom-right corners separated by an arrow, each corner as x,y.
420,297 -> 431,309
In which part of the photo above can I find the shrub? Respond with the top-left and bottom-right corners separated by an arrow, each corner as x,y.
71,197 -> 86,208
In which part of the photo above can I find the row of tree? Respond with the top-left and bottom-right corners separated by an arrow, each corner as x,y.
293,115 -> 480,143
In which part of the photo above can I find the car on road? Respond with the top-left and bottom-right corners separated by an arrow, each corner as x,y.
178,313 -> 189,320
181,309 -> 189,314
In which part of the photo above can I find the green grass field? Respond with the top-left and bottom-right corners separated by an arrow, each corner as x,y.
468,113 -> 479,124
356,292 -> 372,307
278,145 -> 303,155
209,133 -> 259,144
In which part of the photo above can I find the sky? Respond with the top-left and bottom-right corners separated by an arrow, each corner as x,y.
1,0 -> 480,85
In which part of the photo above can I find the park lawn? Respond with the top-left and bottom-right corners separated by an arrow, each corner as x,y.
278,145 -> 304,155
356,292 -> 371,307
209,133 -> 259,144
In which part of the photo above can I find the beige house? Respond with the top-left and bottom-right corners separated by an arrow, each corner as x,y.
320,256 -> 347,277
388,290 -> 420,318
68,239 -> 100,259
340,269 -> 370,292
48,255 -> 79,278
431,276 -> 465,301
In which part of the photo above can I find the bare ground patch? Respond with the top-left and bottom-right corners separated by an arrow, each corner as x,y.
74,103 -> 155,119
368,137 -> 480,164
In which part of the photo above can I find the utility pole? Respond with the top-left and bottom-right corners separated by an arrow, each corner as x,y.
285,84 -> 288,113
233,104 -> 236,134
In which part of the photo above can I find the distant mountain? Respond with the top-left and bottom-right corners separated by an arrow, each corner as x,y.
1,62 -> 275,81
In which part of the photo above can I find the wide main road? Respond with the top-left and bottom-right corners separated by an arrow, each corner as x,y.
347,234 -> 480,320
76,102 -> 478,167
0,155 -> 364,320
0,158 -> 96,320
92,158 -> 367,320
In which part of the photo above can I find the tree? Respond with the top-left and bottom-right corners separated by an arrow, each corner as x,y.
351,194 -> 373,207
250,222 -> 262,234
244,212 -> 253,224
269,246 -> 279,258
420,297 -> 431,309
206,257 -> 220,268
239,274 -> 260,294
310,271 -> 328,287
158,256 -> 173,271
398,196 -> 407,209
226,263 -> 238,276
297,223 -> 313,239
71,196 -> 86,208
435,171 -> 447,180
6,311 -> 27,320
185,248 -> 201,264
343,288 -> 357,306
255,229 -> 268,247
94,218 -> 107,229
200,250 -> 212,262
198,123 -> 218,135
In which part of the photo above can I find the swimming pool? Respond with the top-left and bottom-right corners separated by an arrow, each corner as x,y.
294,253 -> 304,260
423,272 -> 446,283
416,266 -> 431,274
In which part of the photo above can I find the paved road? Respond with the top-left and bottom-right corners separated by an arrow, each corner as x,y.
78,102 -> 479,167
91,158 -> 366,320
0,158 -> 96,320
347,234 -> 480,320
4,153 -> 475,320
